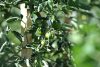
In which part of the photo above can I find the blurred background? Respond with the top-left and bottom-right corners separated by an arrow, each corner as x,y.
69,0 -> 100,67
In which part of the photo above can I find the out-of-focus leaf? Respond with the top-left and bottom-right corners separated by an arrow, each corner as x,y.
32,13 -> 38,22
10,7 -> 20,16
52,40 -> 58,50
69,30 -> 83,44
8,20 -> 20,32
7,31 -> 21,45
35,28 -> 41,36
91,7 -> 100,17
42,60 -> 49,67
11,31 -> 23,42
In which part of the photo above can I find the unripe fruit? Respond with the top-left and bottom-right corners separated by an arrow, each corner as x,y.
45,32 -> 51,38
41,39 -> 45,45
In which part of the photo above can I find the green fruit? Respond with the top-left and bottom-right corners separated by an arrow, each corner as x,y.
45,32 -> 51,38
41,40 -> 45,45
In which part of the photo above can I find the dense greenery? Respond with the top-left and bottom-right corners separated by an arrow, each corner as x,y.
0,0 -> 100,67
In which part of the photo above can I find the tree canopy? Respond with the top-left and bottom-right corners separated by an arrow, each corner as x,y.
0,0 -> 100,67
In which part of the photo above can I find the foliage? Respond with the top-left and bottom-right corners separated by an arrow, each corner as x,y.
0,0 -> 100,67
0,0 -> 73,67
69,0 -> 100,67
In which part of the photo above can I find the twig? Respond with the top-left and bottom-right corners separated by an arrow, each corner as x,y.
4,17 -> 20,22
0,41 -> 7,52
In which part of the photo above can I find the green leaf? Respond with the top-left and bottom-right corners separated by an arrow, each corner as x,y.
52,40 -> 58,50
11,31 -> 23,42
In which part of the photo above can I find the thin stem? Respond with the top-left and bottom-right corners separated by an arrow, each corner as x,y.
0,41 -> 7,52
